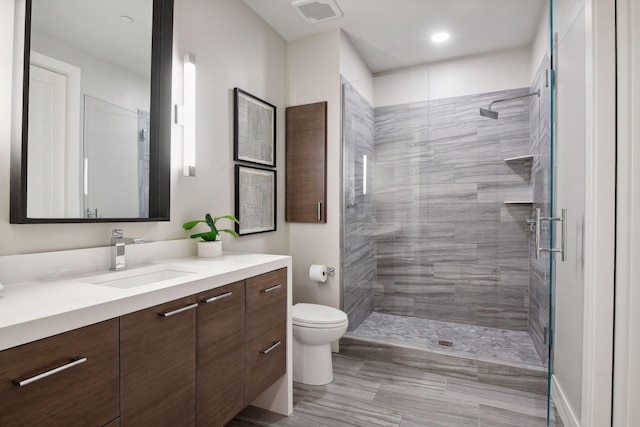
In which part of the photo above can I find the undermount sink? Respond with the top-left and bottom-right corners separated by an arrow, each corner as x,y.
83,265 -> 197,289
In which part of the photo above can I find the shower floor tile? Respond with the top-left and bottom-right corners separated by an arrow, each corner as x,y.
352,312 -> 545,368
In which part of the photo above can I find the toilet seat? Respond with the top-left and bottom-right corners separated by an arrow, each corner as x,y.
292,303 -> 348,328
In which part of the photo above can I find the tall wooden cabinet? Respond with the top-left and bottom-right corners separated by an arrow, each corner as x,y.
286,102 -> 328,223
120,296 -> 197,427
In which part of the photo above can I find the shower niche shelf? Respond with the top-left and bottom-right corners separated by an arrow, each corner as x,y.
504,154 -> 534,163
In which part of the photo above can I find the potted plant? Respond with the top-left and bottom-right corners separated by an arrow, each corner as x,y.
183,213 -> 240,257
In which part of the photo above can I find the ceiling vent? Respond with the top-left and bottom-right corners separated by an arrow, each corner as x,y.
291,0 -> 343,24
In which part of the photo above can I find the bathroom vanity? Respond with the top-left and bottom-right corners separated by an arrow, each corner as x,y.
0,241 -> 292,426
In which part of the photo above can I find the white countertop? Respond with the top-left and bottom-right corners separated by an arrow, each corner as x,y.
0,251 -> 291,351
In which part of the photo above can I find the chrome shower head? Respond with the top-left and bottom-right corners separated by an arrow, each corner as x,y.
479,108 -> 499,119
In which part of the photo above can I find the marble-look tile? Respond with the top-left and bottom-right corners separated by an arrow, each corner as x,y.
343,79 -> 376,331
366,86 -> 536,331
478,360 -> 547,395
374,383 -> 479,426
446,377 -> 551,419
478,404 -> 560,427
391,345 -> 479,381
356,360 -> 447,393
228,352 -> 562,427
294,388 -> 403,427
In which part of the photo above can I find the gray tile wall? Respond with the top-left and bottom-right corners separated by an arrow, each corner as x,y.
528,56 -> 552,364
373,88 -> 532,331
342,78 -> 376,331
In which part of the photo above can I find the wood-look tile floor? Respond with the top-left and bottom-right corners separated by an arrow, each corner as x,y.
227,354 -> 563,427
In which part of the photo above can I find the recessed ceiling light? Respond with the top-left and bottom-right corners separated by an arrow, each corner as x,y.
431,32 -> 450,43
120,15 -> 134,24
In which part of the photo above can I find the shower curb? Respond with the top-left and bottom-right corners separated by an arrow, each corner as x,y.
339,335 -> 547,396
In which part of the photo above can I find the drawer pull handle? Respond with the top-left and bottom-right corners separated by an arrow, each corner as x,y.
161,303 -> 198,317
13,357 -> 87,387
262,284 -> 282,293
260,341 -> 282,354
204,292 -> 233,304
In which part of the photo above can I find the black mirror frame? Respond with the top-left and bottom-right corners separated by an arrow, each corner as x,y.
10,0 -> 174,224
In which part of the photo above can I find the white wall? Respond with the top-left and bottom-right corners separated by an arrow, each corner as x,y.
339,31 -> 373,105
31,33 -> 150,112
530,1 -> 551,82
373,46 -> 532,107
286,30 -> 342,312
0,0 -> 289,256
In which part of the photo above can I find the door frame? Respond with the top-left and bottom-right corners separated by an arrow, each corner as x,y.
613,0 -> 640,425
579,0 -> 615,425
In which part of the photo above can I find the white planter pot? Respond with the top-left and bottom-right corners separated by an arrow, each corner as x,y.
197,240 -> 222,258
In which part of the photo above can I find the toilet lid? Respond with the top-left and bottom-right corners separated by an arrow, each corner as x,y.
292,303 -> 348,325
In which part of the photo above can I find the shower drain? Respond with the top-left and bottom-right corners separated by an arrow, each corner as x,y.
438,339 -> 453,347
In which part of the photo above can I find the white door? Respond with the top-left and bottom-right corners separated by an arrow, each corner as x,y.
27,64 -> 67,218
551,0 -> 616,425
553,7 -> 586,421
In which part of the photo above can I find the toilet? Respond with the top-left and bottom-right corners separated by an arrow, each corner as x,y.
292,303 -> 349,385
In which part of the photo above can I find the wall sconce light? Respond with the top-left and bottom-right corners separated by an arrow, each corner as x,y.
363,154 -> 367,195
180,52 -> 196,177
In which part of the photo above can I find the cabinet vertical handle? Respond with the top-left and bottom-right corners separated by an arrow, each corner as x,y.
13,357 -> 87,387
160,303 -> 198,317
204,292 -> 233,304
317,202 -> 322,221
262,284 -> 282,293
260,341 -> 282,354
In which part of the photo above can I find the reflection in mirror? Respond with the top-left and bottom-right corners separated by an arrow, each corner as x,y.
11,0 -> 173,223
28,0 -> 151,219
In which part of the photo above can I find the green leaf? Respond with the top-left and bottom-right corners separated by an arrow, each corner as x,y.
182,220 -> 205,230
205,213 -> 215,230
191,231 -> 218,241
214,215 -> 240,225
202,230 -> 219,241
219,228 -> 239,238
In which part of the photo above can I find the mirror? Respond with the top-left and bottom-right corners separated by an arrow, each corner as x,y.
10,0 -> 173,223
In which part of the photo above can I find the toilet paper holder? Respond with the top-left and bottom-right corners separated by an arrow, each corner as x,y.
326,267 -> 335,276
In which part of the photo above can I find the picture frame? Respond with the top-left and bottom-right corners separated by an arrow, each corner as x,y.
234,88 -> 276,167
235,165 -> 277,235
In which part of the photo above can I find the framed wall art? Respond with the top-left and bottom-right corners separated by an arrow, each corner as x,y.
234,88 -> 276,167
235,165 -> 276,235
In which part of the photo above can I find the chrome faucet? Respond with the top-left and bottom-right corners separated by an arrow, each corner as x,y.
110,229 -> 144,271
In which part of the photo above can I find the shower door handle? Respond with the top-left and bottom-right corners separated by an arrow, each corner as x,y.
535,208 -> 566,261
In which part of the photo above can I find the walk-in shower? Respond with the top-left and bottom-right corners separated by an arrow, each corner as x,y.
341,55 -> 552,376
480,89 -> 541,119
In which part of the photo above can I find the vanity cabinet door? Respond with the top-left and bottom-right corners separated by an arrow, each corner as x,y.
245,323 -> 286,404
245,268 -> 287,341
120,296 -> 197,427
0,319 -> 119,427
196,281 -> 245,427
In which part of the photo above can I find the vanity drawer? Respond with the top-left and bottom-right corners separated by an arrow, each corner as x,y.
196,281 -> 245,426
0,319 -> 119,427
245,267 -> 287,341
244,323 -> 286,404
